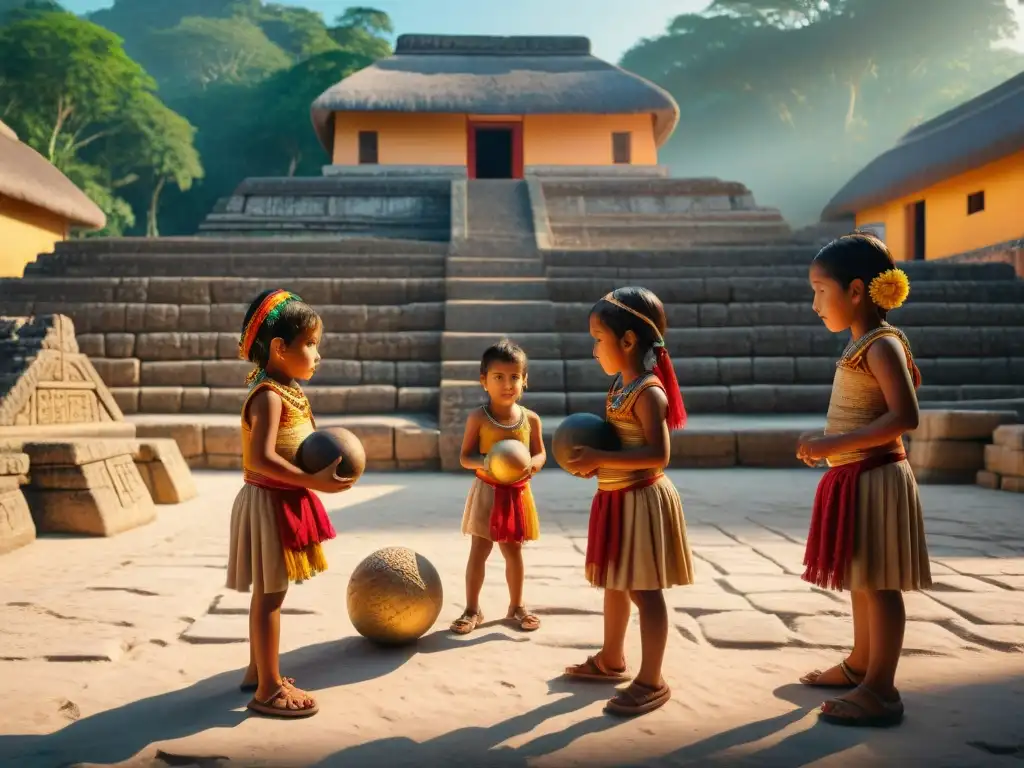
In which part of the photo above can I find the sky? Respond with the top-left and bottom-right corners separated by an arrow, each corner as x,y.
55,0 -> 1024,63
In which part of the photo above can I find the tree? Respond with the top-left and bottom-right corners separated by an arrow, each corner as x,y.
0,11 -> 154,166
620,0 -> 1023,224
328,7 -> 393,59
109,92 -> 204,237
240,50 -> 373,177
143,16 -> 292,96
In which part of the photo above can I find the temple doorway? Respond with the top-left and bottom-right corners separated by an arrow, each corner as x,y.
468,121 -> 523,179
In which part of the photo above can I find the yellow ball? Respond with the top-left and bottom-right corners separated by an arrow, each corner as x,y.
346,546 -> 444,645
486,439 -> 531,484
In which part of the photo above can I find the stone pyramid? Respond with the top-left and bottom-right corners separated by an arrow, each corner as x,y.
0,314 -> 130,438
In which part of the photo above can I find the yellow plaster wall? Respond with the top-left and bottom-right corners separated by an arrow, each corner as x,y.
0,194 -> 68,277
855,150 -> 1024,261
330,111 -> 659,167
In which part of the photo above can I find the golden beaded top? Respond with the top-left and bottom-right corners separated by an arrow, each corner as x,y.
241,377 -> 316,477
598,373 -> 665,491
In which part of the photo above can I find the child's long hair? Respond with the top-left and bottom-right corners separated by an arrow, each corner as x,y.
238,288 -> 321,385
591,287 -> 686,429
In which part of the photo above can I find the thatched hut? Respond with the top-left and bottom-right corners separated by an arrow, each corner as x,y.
823,71 -> 1024,261
0,119 -> 106,277
311,34 -> 679,179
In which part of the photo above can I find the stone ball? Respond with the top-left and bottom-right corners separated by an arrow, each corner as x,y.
346,546 -> 444,646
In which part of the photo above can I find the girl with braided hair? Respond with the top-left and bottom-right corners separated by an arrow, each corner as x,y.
562,286 -> 694,717
797,233 -> 931,728
225,288 -> 353,718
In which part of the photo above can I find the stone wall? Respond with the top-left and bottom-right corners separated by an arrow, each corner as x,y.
200,177 -> 453,240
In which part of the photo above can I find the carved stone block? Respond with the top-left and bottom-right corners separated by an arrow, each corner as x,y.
0,452 -> 34,555
0,315 -> 128,440
132,438 -> 197,504
23,441 -> 156,536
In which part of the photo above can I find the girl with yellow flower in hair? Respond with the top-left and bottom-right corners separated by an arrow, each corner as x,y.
797,233 -> 931,728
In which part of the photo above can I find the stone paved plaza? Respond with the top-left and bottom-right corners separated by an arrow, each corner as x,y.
1,468 -> 1023,768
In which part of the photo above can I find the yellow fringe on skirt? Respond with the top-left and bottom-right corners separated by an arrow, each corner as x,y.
283,542 -> 329,582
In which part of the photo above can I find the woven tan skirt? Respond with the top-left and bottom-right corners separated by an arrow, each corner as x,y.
587,474 -> 695,592
847,460 -> 931,591
225,484 -> 290,595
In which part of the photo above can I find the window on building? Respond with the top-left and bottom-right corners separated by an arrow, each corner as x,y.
612,132 -> 632,164
967,190 -> 985,215
358,131 -> 379,164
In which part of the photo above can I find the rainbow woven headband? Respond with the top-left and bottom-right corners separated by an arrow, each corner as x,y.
601,293 -> 664,345
237,289 -> 301,360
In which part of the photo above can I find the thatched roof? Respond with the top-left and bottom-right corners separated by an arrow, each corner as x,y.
311,34 -> 680,155
822,71 -> 1024,220
0,119 -> 106,230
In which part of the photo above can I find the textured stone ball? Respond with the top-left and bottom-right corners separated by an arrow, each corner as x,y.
486,439 -> 532,484
346,546 -> 444,645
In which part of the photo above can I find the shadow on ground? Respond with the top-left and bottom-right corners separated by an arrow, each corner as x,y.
0,629 -> 520,767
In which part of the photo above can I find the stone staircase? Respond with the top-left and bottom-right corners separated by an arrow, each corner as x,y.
532,248 -> 1024,416
440,180 -> 547,468
3,216 -> 1023,474
0,236 -> 448,470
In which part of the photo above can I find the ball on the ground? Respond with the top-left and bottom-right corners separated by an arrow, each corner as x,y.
486,439 -> 532,484
346,546 -> 444,646
552,412 -> 621,475
296,426 -> 366,481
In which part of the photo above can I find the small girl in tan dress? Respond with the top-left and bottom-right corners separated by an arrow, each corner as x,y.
797,233 -> 932,728
563,287 -> 694,718
450,339 -> 546,635
226,289 -> 353,719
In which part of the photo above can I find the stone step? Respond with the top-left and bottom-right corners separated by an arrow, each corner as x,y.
126,412 -> 440,471
27,260 -> 444,279
442,356 -> 1024,390
446,257 -> 544,278
444,300 -> 555,332
546,278 -> 1024,304
442,300 -> 1024,333
0,277 -> 444,305
442,327 -> 1024,361
464,179 -> 535,242
74,331 -> 441,362
512,384 -> 1024,416
12,302 -> 444,335
196,219 -> 451,242
112,385 -> 439,415
92,358 -> 440,389
445,278 -> 548,300
545,250 -> 1017,279
545,262 -> 1017,281
550,222 -> 792,249
50,236 -> 450,255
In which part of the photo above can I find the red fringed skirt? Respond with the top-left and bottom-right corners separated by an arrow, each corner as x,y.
585,474 -> 694,590
801,452 -> 906,592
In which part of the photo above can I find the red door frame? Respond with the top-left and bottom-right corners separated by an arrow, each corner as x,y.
466,120 -> 523,179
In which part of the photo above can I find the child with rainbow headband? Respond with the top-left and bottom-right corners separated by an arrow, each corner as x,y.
225,288 -> 353,719
563,287 -> 694,718
797,233 -> 931,728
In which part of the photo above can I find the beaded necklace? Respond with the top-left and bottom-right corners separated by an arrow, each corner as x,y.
482,404 -> 526,430
608,372 -> 653,412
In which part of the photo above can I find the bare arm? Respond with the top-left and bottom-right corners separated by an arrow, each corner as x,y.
589,386 -> 671,471
527,410 -> 547,473
824,336 -> 920,455
459,408 -> 486,472
246,389 -> 347,492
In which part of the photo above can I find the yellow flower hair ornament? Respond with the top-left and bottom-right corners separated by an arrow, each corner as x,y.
868,268 -> 910,311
